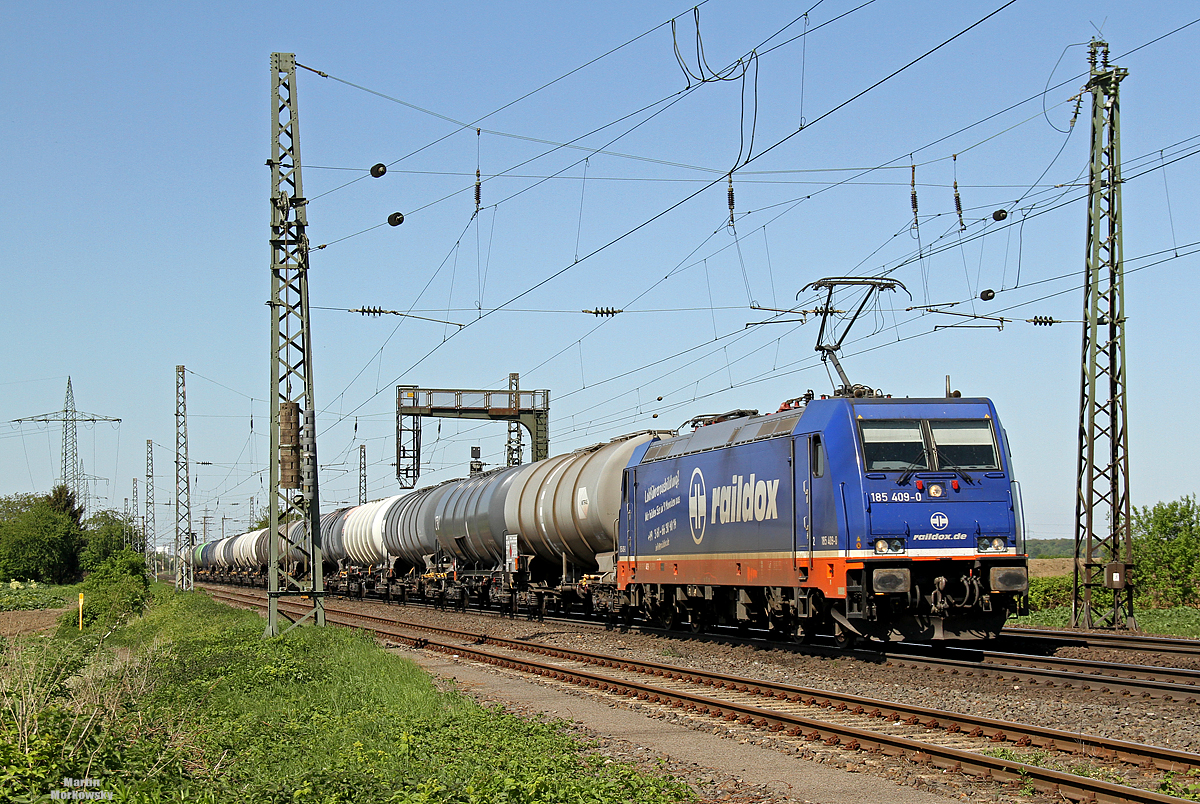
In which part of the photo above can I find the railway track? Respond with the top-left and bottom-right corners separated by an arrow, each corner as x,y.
201,585 -> 1199,804
1002,627 -> 1200,659
197,581 -> 1198,700
883,643 -> 1200,702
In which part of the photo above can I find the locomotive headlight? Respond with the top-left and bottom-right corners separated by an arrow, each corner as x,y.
874,539 -> 889,554
991,537 -> 1006,551
976,537 -> 989,551
889,539 -> 904,553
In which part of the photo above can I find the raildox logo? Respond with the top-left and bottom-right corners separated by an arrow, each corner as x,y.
930,512 -> 949,531
688,468 -> 706,544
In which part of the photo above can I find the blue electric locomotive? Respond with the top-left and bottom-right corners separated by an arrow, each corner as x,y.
618,395 -> 1028,642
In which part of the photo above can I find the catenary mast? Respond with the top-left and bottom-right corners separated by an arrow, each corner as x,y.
266,52 -> 324,635
1071,40 -> 1134,630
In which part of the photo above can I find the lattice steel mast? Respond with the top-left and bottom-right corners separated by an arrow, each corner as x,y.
359,444 -> 367,505
175,366 -> 194,591
1071,40 -> 1134,630
64,379 -> 83,506
130,479 -> 139,551
11,377 -> 120,512
506,373 -> 524,466
267,52 -> 324,635
146,440 -> 155,575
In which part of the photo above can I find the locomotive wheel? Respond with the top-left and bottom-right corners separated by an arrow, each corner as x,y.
833,624 -> 857,650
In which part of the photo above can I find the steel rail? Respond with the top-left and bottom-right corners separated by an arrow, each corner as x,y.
883,648 -> 1200,703
1003,627 -> 1200,658
202,586 -> 1200,777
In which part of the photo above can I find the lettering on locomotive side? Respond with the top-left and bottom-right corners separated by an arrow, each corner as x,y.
710,473 -> 780,525
643,495 -> 681,521
644,471 -> 680,503
911,532 -> 969,540
684,468 -> 781,545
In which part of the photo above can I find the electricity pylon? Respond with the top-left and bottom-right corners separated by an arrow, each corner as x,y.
12,377 -> 120,512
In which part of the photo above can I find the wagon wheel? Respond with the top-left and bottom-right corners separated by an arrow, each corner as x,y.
687,607 -> 707,634
654,603 -> 681,631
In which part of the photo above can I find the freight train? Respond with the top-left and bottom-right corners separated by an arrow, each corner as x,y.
193,393 -> 1029,644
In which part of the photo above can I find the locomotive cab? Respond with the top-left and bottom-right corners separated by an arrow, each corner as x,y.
838,398 -> 1028,640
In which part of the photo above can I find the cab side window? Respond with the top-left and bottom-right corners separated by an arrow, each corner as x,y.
811,435 -> 826,478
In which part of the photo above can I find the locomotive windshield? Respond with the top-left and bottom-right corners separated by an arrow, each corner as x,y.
860,421 -> 928,471
859,418 -> 1000,472
930,420 -> 999,470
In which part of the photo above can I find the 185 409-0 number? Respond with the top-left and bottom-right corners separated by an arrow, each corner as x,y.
869,491 -> 922,502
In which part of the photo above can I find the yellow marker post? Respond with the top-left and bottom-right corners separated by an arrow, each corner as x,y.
78,592 -> 83,630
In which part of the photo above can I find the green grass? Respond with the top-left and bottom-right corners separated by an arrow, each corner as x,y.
1160,769 -> 1200,801
0,581 -> 72,612
980,746 -> 1125,793
2,585 -> 695,804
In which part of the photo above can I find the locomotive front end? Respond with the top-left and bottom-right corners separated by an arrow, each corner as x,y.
849,398 -> 1028,640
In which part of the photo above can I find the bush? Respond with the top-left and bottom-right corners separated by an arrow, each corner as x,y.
58,550 -> 150,631
1132,495 -> 1200,608
1027,575 -> 1073,611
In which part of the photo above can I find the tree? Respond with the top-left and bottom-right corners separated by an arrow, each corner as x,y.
80,510 -> 134,572
47,484 -> 85,527
0,495 -> 83,583
1131,495 -> 1200,608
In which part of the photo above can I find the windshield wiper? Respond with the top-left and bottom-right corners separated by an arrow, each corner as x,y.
895,455 -> 929,486
934,452 -> 976,485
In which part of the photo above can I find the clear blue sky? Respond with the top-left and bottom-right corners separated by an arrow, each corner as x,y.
2,1 -> 1197,550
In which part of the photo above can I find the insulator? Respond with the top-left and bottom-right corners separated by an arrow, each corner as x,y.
951,155 -> 965,231
299,409 -> 316,500
1030,315 -> 1056,326
584,307 -> 622,317
910,165 -> 919,228
992,209 -> 1008,222
980,289 -> 995,302
727,175 -> 735,226
955,181 -> 964,231
388,212 -> 405,226
370,163 -> 387,178
475,169 -> 481,212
